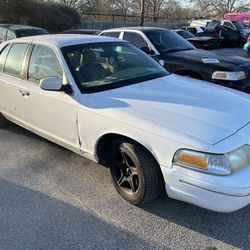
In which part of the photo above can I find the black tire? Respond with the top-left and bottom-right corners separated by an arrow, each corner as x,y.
0,113 -> 10,128
108,139 -> 164,205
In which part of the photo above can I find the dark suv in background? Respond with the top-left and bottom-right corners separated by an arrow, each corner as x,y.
0,24 -> 48,43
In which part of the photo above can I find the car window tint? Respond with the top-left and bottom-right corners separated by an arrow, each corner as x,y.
4,43 -> 28,77
28,45 -> 63,83
0,44 -> 11,72
123,32 -> 148,49
101,32 -> 120,38
6,30 -> 16,40
223,22 -> 234,29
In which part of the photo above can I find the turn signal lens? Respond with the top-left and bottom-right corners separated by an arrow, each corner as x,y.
173,149 -> 231,175
212,71 -> 246,81
178,154 -> 208,169
213,72 -> 227,79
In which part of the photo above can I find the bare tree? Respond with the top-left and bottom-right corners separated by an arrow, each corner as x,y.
190,0 -> 250,18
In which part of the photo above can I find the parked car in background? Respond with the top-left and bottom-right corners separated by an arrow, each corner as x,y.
220,20 -> 250,39
0,24 -> 48,43
62,29 -> 101,35
224,13 -> 250,28
243,37 -> 250,56
190,19 -> 211,27
1,35 -> 250,212
100,27 -> 250,93
190,19 -> 250,38
182,26 -> 205,35
175,29 -> 219,49
196,20 -> 246,47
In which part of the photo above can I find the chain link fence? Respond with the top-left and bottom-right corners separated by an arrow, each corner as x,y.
79,20 -> 188,30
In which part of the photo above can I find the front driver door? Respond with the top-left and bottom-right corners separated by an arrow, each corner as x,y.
20,44 -> 80,153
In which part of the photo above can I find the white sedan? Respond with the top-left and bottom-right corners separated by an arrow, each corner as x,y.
0,34 -> 250,212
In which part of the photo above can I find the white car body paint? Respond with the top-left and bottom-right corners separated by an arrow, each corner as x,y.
1,35 -> 250,212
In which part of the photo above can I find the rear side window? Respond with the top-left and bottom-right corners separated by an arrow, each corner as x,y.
28,45 -> 63,83
123,32 -> 148,49
0,28 -> 6,42
101,32 -> 120,38
6,30 -> 16,40
4,43 -> 28,77
0,44 -> 11,72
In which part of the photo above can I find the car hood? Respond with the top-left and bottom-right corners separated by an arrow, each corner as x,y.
84,74 -> 250,145
240,28 -> 250,34
163,49 -> 250,68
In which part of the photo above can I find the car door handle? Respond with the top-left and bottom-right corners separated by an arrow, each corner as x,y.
19,89 -> 30,96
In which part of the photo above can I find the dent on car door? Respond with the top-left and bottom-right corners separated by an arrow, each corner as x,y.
0,43 -> 28,121
20,44 -> 80,153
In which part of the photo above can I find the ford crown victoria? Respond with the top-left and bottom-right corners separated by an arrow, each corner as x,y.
1,35 -> 250,212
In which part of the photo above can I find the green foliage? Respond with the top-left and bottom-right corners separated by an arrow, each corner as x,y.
0,0 -> 81,32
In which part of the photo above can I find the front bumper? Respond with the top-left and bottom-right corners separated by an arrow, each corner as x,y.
212,78 -> 250,93
161,164 -> 250,212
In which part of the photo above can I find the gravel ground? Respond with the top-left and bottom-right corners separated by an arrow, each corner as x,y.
0,47 -> 250,250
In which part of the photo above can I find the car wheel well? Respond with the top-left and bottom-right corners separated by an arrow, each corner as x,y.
176,70 -> 203,80
96,133 -> 158,167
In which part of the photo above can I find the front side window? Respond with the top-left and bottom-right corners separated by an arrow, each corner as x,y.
145,30 -> 195,54
62,42 -> 168,93
4,43 -> 28,77
123,32 -> 148,49
28,45 -> 63,83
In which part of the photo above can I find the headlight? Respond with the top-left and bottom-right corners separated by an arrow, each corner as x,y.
212,71 -> 246,81
173,146 -> 250,175
173,149 -> 231,175
226,145 -> 250,172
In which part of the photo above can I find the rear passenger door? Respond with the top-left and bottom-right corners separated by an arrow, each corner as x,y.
20,44 -> 80,153
0,43 -> 28,121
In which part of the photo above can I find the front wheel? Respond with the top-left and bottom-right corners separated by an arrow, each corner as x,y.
108,139 -> 164,205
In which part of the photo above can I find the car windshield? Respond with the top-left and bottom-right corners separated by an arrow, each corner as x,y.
231,21 -> 245,29
62,42 -> 168,93
144,30 -> 195,54
16,29 -> 48,37
176,30 -> 195,38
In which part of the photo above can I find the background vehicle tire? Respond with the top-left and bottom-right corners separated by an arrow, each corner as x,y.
0,113 -> 10,128
108,139 -> 164,205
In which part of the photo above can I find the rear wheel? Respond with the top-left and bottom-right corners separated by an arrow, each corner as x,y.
108,139 -> 164,205
0,113 -> 10,128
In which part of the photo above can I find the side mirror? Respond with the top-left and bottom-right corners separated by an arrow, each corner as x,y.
40,77 -> 63,91
141,46 -> 155,55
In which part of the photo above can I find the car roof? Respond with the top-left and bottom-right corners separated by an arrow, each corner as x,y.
102,26 -> 168,32
9,34 -> 126,48
0,24 -> 45,31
